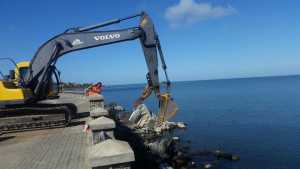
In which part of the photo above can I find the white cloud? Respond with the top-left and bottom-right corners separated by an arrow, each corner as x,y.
165,0 -> 237,27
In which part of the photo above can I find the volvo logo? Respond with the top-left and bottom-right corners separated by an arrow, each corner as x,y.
72,39 -> 83,46
94,33 -> 121,41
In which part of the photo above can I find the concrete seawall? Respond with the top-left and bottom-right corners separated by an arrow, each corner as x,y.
0,93 -> 135,169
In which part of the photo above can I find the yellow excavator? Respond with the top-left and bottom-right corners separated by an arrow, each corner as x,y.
0,12 -> 177,133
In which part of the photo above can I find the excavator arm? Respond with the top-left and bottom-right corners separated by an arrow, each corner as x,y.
25,12 -> 167,101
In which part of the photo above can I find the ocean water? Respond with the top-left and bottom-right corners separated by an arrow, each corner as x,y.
102,75 -> 300,169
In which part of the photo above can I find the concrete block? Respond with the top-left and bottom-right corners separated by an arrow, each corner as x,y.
89,116 -> 115,130
91,130 -> 114,144
88,139 -> 135,168
88,94 -> 104,102
88,95 -> 105,111
90,107 -> 109,118
88,117 -> 116,144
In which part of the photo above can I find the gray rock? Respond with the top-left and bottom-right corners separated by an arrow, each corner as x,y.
88,139 -> 135,168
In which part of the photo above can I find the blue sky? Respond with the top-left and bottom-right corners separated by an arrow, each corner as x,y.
0,0 -> 299,85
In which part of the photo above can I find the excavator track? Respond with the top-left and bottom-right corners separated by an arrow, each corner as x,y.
0,105 -> 71,134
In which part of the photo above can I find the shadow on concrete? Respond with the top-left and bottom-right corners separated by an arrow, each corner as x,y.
67,120 -> 86,127
0,136 -> 15,142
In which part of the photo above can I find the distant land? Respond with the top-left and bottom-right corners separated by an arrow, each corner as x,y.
62,74 -> 300,88
61,82 -> 92,89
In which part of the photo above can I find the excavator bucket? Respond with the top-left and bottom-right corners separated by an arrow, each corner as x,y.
157,93 -> 178,126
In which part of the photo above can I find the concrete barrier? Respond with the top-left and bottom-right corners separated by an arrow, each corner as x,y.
88,116 -> 115,144
88,95 -> 105,111
88,139 -> 135,169
90,107 -> 109,119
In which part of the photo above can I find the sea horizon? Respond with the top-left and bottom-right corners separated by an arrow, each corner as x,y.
99,74 -> 300,87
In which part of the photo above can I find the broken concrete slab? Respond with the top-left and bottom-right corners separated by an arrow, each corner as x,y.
129,104 -> 151,128
88,139 -> 135,168
90,107 -> 109,118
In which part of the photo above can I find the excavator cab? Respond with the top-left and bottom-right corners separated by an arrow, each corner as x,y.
0,59 -> 32,105
13,61 -> 29,85
0,59 -> 61,105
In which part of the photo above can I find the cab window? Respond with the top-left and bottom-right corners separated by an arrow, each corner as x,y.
18,67 -> 28,79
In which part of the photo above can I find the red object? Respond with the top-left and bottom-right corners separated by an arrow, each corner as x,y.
86,82 -> 102,96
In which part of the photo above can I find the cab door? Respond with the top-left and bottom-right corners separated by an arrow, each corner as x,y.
46,66 -> 62,98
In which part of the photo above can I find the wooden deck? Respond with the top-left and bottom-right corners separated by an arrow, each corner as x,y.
0,122 -> 88,169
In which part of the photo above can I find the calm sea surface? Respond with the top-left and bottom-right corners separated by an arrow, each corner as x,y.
102,75 -> 300,169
